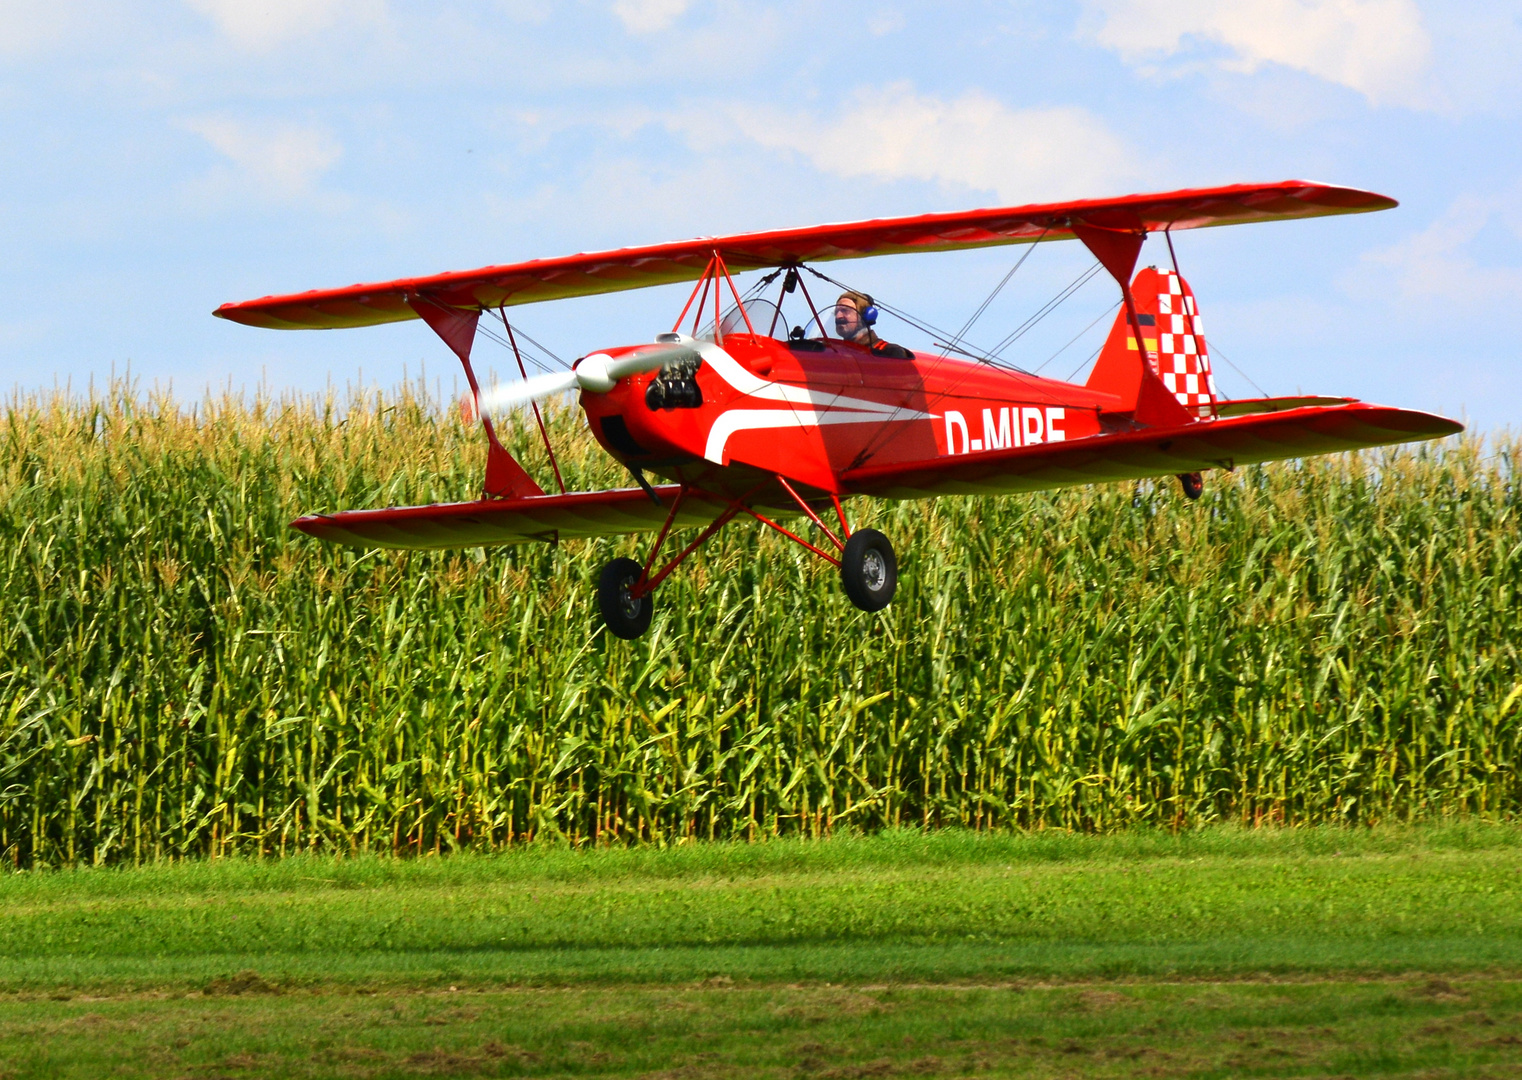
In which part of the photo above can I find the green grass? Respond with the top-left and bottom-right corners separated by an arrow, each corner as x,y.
2,385 -> 1520,866
7,979 -> 1522,1079
3,826 -> 1521,991
4,827 -> 1522,1077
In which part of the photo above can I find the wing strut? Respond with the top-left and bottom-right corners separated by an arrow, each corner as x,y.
498,309 -> 566,494
409,295 -> 544,499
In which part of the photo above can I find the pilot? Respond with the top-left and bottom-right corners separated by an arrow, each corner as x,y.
834,291 -> 914,359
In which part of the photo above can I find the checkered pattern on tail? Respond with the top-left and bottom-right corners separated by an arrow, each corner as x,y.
1085,265 -> 1218,421
1153,269 -> 1217,418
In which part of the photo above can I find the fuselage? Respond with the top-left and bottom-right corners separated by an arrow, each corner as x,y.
579,331 -> 1123,498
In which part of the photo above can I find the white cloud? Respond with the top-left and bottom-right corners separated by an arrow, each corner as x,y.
1082,0 -> 1434,109
710,83 -> 1140,204
183,117 -> 343,202
183,0 -> 386,50
0,0 -> 91,57
1351,194 -> 1522,307
611,0 -> 691,34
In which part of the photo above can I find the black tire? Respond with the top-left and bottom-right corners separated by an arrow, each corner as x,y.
598,557 -> 653,639
840,529 -> 897,612
1178,472 -> 1204,500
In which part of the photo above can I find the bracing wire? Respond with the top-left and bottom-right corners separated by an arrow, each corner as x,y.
1206,341 -> 1270,399
801,258 -> 1112,468
1034,300 -> 1120,375
476,317 -> 568,373
505,324 -> 568,369
940,233 -> 1045,358
804,255 -> 1100,378
985,262 -> 1105,360
1065,342 -> 1107,384
800,258 -> 1100,372
473,323 -> 550,374
403,293 -> 561,374
800,265 -> 1032,372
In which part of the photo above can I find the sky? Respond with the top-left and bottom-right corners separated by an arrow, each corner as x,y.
2,0 -> 1519,431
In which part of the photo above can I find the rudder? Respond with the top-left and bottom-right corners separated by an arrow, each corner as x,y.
1086,266 -> 1218,420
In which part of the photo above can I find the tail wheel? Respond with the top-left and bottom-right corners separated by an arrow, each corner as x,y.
840,528 -> 897,613
1178,472 -> 1204,500
598,556 -> 653,639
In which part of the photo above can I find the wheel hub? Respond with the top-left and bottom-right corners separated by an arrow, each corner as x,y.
861,549 -> 886,591
619,576 -> 642,619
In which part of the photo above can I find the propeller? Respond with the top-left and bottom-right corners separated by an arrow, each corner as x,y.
477,342 -> 700,415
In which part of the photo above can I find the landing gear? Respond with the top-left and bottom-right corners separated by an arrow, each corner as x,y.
598,556 -> 652,640
595,480 -> 895,640
840,528 -> 897,612
1178,472 -> 1204,500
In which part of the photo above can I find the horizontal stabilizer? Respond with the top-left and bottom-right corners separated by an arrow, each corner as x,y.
1215,396 -> 1354,417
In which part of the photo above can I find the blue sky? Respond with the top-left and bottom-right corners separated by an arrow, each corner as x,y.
3,0 -> 1518,430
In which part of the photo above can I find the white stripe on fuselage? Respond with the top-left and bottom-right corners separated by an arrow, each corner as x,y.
688,338 -> 933,463
703,409 -> 893,463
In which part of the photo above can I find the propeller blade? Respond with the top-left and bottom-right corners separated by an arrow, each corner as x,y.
477,370 -> 579,413
479,342 -> 701,413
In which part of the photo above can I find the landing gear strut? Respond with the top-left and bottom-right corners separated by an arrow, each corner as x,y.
1177,472 -> 1204,500
594,478 -> 897,640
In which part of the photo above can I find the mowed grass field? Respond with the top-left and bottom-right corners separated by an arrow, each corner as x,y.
2,387 -> 1521,866
4,827 -> 1522,1077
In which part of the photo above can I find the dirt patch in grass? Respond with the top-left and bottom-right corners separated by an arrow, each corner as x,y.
1073,989 -> 1134,1010
203,971 -> 281,997
775,989 -> 893,1025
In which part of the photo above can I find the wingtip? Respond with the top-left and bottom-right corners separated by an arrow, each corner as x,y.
1386,407 -> 1465,439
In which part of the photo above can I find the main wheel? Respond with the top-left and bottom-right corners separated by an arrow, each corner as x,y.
598,556 -> 653,639
840,529 -> 897,612
1178,472 -> 1204,500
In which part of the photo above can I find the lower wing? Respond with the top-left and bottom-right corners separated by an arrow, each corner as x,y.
295,404 -> 1461,550
840,402 -> 1463,499
291,485 -> 718,551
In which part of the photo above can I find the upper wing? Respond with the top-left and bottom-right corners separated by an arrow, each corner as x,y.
839,403 -> 1462,500
216,181 -> 1394,331
291,485 -> 720,551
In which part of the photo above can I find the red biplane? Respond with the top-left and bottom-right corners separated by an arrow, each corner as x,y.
216,181 -> 1462,639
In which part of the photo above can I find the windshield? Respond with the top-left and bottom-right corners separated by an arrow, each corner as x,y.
700,299 -> 785,341
796,304 -> 856,341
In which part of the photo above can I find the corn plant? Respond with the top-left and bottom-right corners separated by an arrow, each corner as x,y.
1,383 -> 1518,866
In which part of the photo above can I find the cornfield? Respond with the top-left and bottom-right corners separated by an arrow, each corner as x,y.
2,383 -> 1519,867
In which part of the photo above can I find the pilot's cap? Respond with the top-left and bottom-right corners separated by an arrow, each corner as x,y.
836,290 -> 874,314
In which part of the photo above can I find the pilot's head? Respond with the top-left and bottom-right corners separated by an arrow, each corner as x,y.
834,291 -> 876,343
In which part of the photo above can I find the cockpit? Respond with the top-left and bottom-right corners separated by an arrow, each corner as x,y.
695,275 -> 914,359
699,298 -> 856,351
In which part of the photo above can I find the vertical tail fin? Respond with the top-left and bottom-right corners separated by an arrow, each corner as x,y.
1086,266 -> 1218,420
